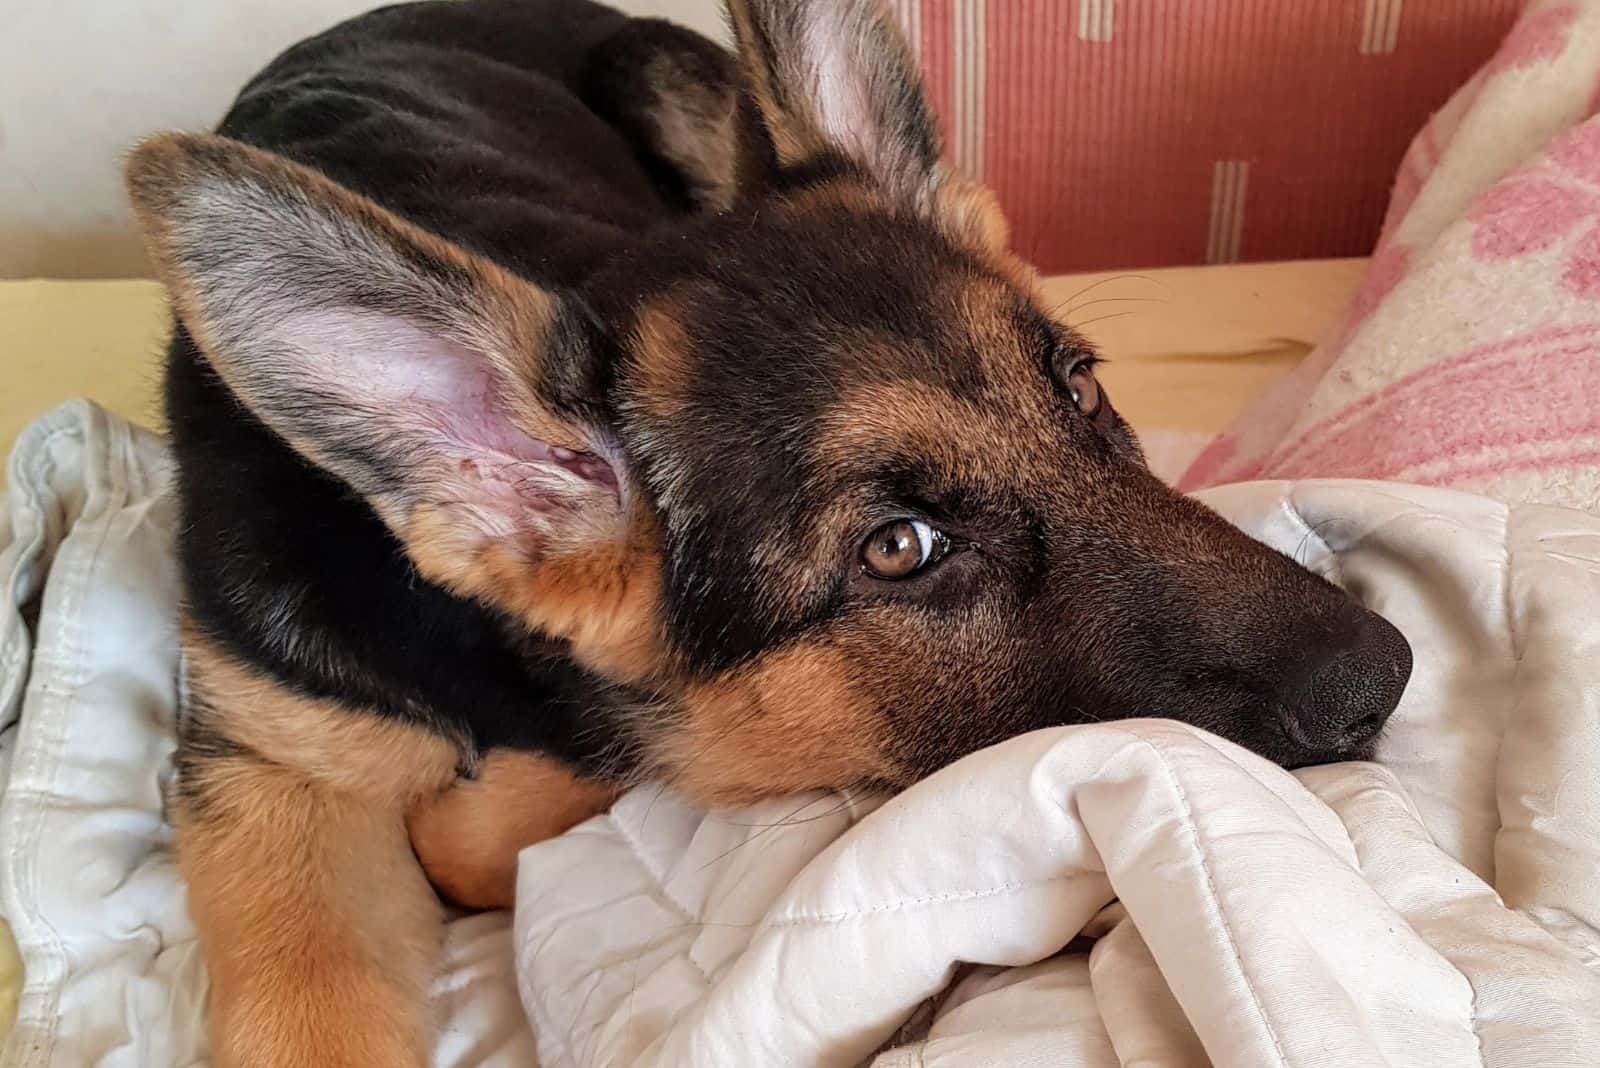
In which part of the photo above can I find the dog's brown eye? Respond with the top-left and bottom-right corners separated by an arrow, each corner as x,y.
1066,362 -> 1103,418
861,519 -> 947,579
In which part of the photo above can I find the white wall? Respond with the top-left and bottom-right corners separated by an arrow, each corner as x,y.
613,0 -> 724,41
0,1 -> 724,279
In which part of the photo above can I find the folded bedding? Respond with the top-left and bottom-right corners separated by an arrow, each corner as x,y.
3,401 -> 1599,1067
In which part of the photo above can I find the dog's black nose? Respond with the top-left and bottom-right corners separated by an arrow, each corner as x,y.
1275,606 -> 1412,756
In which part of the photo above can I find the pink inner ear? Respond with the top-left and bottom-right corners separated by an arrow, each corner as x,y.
279,309 -> 618,489
806,13 -> 874,157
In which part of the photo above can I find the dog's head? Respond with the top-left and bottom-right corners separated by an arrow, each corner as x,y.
128,0 -> 1410,803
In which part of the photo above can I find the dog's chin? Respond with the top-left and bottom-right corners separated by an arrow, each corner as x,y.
1201,716 -> 1386,772
1274,737 -> 1382,770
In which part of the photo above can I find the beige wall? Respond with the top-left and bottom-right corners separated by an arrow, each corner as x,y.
0,1 -> 723,280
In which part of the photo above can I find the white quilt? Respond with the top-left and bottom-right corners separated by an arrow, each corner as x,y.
3,401 -> 1598,1067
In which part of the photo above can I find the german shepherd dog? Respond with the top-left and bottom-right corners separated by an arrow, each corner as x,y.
126,0 -> 1412,1062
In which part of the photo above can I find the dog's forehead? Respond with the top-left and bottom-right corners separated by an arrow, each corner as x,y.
618,230 -> 1062,458
807,376 -> 1063,493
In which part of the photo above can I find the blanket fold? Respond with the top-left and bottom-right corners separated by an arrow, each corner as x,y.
515,657 -> 1600,1068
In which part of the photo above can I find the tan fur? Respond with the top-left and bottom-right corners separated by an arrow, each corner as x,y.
723,1 -> 829,169
407,752 -> 621,909
643,54 -> 743,212
626,299 -> 699,425
402,506 -> 667,683
931,176 -> 1013,255
947,275 -> 1061,396
177,631 -> 455,1068
775,177 -> 893,218
176,761 -> 440,1068
662,642 -> 893,805
775,174 -> 1016,265
810,378 -> 1051,490
940,246 -> 1056,337
184,628 -> 463,804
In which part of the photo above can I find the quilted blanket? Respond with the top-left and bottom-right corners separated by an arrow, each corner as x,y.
3,402 -> 1598,1067
510,488 -> 1600,1067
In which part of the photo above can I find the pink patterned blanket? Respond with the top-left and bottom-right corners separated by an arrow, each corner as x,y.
1180,0 -> 1600,512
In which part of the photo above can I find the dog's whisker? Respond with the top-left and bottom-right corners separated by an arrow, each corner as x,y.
1050,272 -> 1172,319
692,793 -> 827,874
1293,516 -> 1346,566
713,796 -> 854,830
1050,272 -> 1151,315
1070,309 -> 1146,330
1059,294 -> 1169,322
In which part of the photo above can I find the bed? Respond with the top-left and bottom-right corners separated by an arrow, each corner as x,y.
9,0 -> 1600,1060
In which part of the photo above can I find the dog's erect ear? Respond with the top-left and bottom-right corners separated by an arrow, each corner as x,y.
726,0 -> 939,202
126,133 -> 657,668
725,0 -> 1007,249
